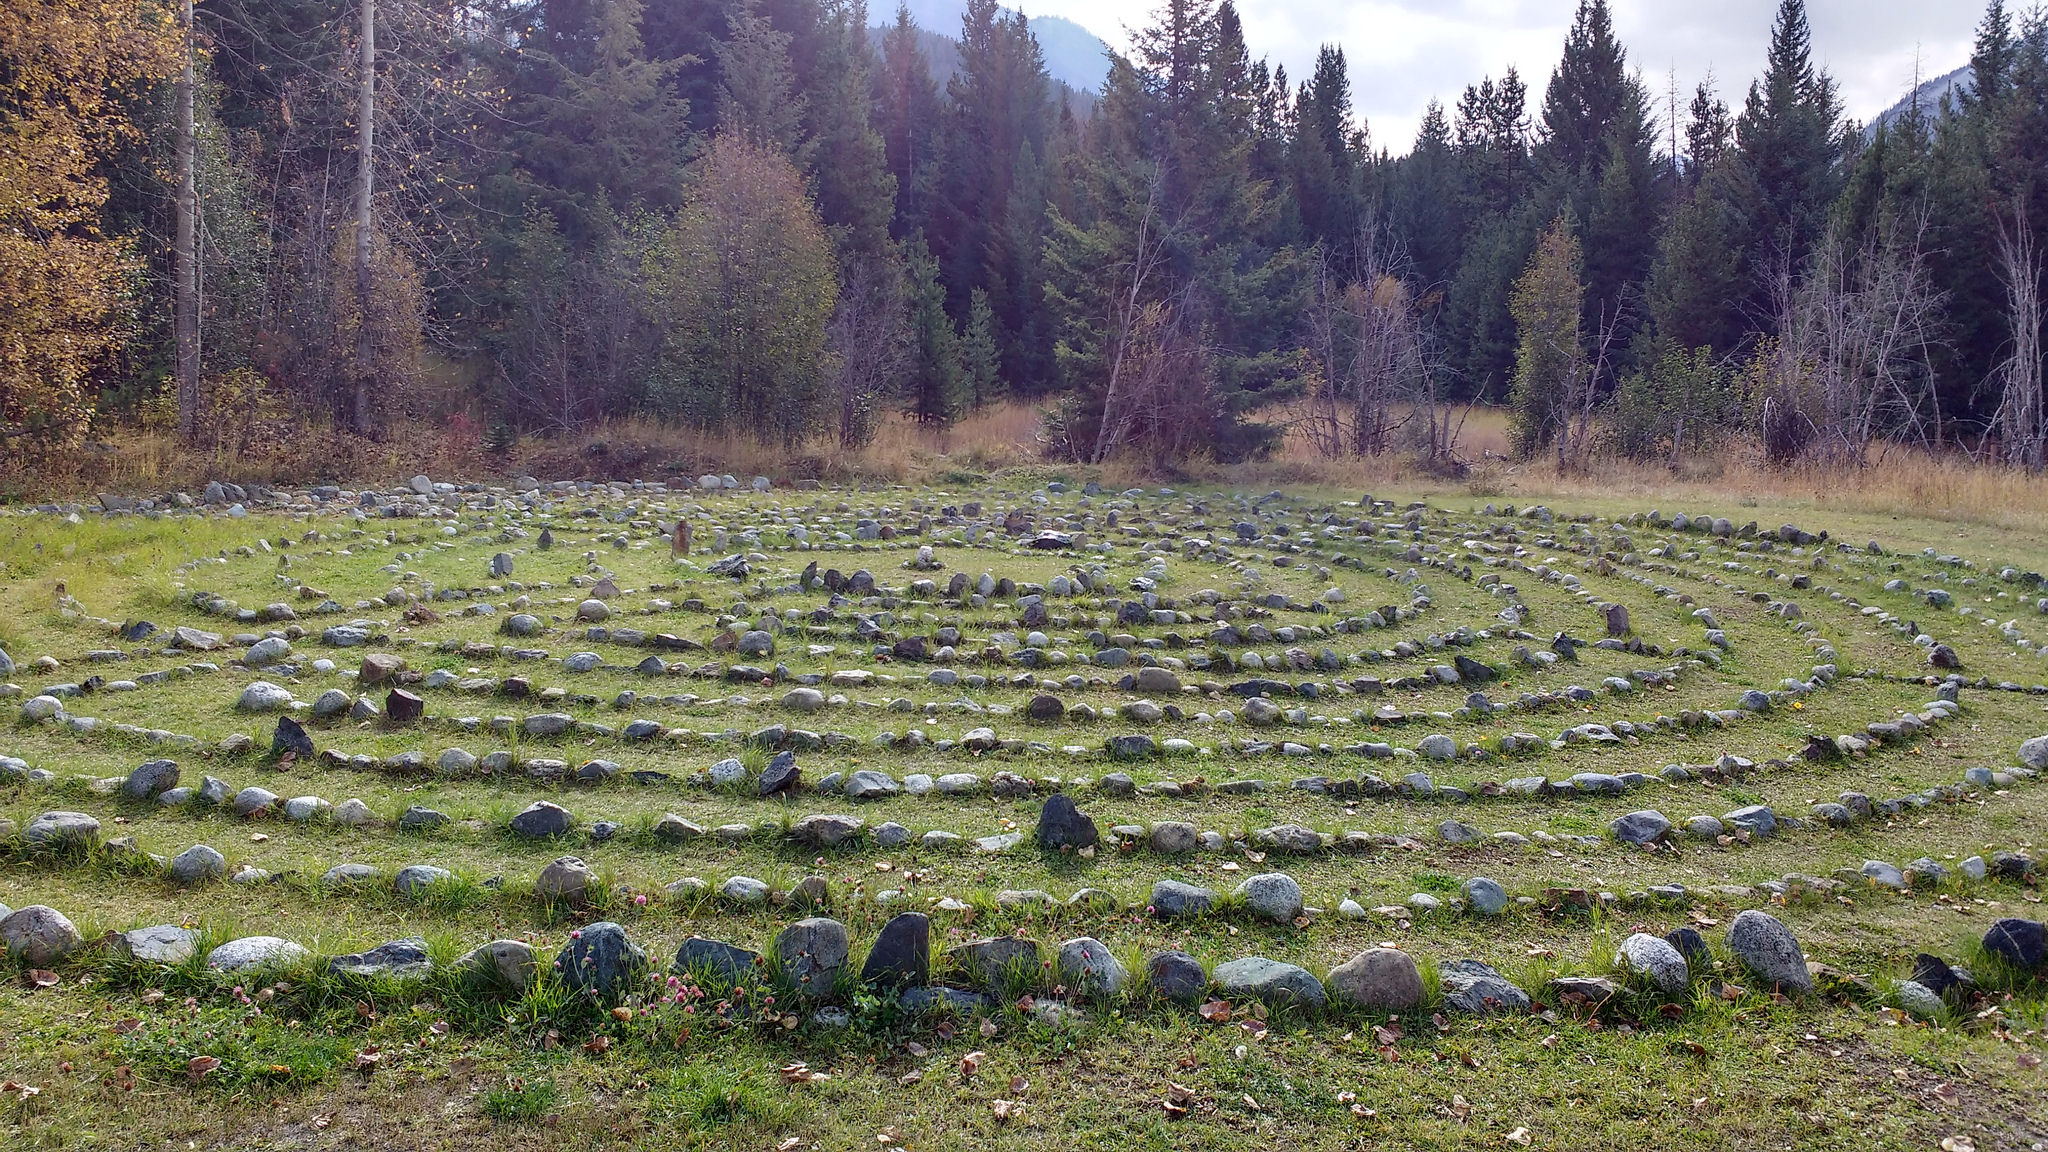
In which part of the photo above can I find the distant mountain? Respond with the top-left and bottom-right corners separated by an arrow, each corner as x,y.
876,0 -> 1113,92
1869,64 -> 1973,135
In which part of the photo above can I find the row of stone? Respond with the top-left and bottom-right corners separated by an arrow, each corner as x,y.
6,893 -> 2039,1028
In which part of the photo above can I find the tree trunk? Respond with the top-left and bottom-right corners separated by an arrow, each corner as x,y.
351,0 -> 376,435
173,0 -> 199,439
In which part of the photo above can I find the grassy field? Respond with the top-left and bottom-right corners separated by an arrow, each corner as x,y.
2,472 -> 2047,1152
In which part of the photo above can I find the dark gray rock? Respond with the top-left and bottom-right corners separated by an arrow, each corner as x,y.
1145,950 -> 1208,1002
1609,809 -> 1672,844
674,938 -> 763,986
860,913 -> 930,988
556,922 -> 645,1000
1984,918 -> 2047,970
122,759 -> 180,800
330,937 -> 433,979
1035,794 -> 1098,850
509,800 -> 574,838
1150,880 -> 1215,918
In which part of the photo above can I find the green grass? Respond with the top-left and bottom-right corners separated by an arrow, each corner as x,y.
4,480 -> 2048,1149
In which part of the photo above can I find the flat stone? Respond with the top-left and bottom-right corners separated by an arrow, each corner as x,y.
1609,810 -> 1672,844
394,864 -> 454,896
113,924 -> 198,965
1439,959 -> 1530,1015
207,935 -> 310,972
1150,880 -> 1215,918
674,937 -> 763,986
1212,956 -> 1326,1012
330,937 -> 433,979
24,810 -> 100,850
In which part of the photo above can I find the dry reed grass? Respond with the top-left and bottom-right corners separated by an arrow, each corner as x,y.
10,400 -> 2048,532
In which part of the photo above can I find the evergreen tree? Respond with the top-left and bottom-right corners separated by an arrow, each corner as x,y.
903,233 -> 963,422
805,0 -> 895,261
1537,0 -> 1657,345
929,0 -> 1056,389
718,0 -> 807,155
960,288 -> 1004,408
1294,46 -> 1360,254
1733,0 -> 1845,303
876,4 -> 940,236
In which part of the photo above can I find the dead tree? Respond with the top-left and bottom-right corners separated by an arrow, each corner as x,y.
1996,203 -> 2046,472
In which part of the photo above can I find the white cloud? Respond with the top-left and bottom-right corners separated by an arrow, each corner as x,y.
1012,0 -> 1983,152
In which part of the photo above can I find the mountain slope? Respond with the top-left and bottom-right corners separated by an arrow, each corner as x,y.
1869,64 -> 1973,133
878,0 -> 1112,92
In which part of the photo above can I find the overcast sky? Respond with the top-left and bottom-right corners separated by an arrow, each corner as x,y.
1012,0 -> 1984,153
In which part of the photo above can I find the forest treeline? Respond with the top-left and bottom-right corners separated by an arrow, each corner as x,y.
6,0 -> 2048,473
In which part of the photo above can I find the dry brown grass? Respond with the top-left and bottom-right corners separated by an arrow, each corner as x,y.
12,399 -> 2048,531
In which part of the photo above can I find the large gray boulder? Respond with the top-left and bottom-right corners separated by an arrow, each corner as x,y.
1325,948 -> 1424,1012
1726,910 -> 1812,994
1615,932 -> 1690,994
1233,872 -> 1304,922
1,905 -> 83,965
776,918 -> 849,1000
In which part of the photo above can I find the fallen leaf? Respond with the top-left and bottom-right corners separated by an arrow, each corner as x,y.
779,1062 -> 827,1085
991,1099 -> 1020,1121
26,970 -> 58,988
311,1114 -> 333,1130
583,1035 -> 610,1055
187,1056 -> 221,1084
2018,1053 -> 2041,1069
112,1017 -> 141,1034
1199,1000 -> 1232,1023
1932,1083 -> 1960,1106
610,1006 -> 632,1022
429,1020 -> 450,1035
979,1018 -> 998,1038
1506,1127 -> 1532,1145
906,1042 -> 929,1058
898,1070 -> 923,1086
960,1051 -> 985,1078
776,1139 -> 805,1152
1941,1137 -> 1977,1152
355,1048 -> 383,1071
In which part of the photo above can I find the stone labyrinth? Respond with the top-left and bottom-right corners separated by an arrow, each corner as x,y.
6,474 -> 2048,1035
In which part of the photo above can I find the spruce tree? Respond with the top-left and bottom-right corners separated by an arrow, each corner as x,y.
1733,0 -> 1844,301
